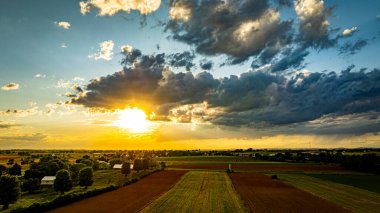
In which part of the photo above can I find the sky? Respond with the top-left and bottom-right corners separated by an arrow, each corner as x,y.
1,0 -> 380,150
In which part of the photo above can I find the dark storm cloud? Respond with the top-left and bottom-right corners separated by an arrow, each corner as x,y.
167,51 -> 195,71
339,39 -> 368,55
69,49 -> 380,134
166,0 -> 293,64
199,60 -> 213,70
270,47 -> 309,72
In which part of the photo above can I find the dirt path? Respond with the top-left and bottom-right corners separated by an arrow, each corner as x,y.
48,170 -> 187,213
229,172 -> 352,213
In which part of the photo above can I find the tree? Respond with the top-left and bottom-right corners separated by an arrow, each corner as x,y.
0,175 -> 20,210
7,163 -> 21,176
78,167 -> 93,189
24,169 -> 44,180
121,162 -> 131,177
142,158 -> 150,170
69,163 -> 86,182
133,159 -> 142,172
160,162 -> 166,170
0,164 -> 6,175
109,158 -> 122,168
54,169 -> 72,195
80,159 -> 93,167
21,178 -> 40,193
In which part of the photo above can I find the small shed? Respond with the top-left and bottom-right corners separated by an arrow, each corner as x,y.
41,176 -> 56,185
113,164 -> 122,169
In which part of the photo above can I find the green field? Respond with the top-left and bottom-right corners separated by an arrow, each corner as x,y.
141,171 -> 247,213
306,173 -> 380,194
278,173 -> 380,213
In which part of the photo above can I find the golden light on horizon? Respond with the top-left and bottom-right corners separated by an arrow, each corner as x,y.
113,107 -> 154,133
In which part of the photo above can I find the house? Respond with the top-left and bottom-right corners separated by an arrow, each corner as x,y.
41,176 -> 56,185
113,164 -> 122,169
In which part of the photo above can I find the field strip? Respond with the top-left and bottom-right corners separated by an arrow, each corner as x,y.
48,170 -> 187,213
140,171 -> 248,213
230,172 -> 351,213
279,174 -> 380,213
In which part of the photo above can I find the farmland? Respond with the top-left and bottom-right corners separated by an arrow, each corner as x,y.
1,151 -> 379,212
229,172 -> 350,213
49,170 -> 187,213
141,171 -> 247,213
278,173 -> 380,213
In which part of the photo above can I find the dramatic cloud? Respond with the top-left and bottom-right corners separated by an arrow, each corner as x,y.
339,39 -> 368,55
1,82 -> 19,91
79,0 -> 161,16
89,40 -> 114,61
341,27 -> 358,37
294,0 -> 334,48
199,60 -> 213,70
165,0 -> 293,64
55,21 -> 71,29
167,51 -> 195,71
69,50 -> 380,135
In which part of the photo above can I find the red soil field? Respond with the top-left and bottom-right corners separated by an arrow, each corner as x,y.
230,173 -> 351,213
49,170 -> 187,213
170,164 -> 348,172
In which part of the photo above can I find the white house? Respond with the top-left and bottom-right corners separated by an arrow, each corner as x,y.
113,164 -> 122,169
41,176 -> 56,185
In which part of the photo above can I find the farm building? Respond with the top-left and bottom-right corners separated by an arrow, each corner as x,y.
113,163 -> 134,169
113,164 -> 122,169
41,176 -> 56,185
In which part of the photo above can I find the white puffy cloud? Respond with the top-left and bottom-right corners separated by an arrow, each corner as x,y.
1,82 -> 19,91
121,44 -> 133,53
89,40 -> 114,61
79,0 -> 161,16
55,21 -> 71,29
341,27 -> 358,37
35,74 -> 46,78
169,5 -> 191,21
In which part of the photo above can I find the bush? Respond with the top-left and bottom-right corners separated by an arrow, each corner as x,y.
21,178 -> 40,193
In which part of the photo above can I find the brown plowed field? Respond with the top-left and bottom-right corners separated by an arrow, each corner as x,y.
230,173 -> 351,213
170,164 -> 347,172
48,170 -> 187,213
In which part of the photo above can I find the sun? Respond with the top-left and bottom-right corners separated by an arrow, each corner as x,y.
113,107 -> 153,133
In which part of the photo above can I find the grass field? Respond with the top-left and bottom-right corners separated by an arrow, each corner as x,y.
141,171 -> 247,213
278,173 -> 380,213
306,173 -> 380,194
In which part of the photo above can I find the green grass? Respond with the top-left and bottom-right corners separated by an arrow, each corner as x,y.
306,173 -> 380,194
278,173 -> 380,213
141,171 -> 248,213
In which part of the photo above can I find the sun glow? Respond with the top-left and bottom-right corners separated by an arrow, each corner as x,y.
113,107 -> 154,133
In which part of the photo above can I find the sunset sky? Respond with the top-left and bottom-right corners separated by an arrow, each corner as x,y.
1,0 -> 380,149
